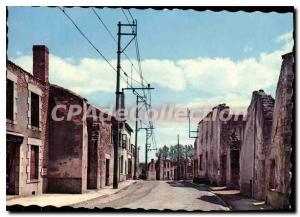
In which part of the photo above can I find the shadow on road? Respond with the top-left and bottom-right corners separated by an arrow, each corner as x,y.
166,181 -> 207,191
197,195 -> 225,206
166,181 -> 195,188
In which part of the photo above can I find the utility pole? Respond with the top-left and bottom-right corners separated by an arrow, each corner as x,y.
139,126 -> 154,179
113,21 -> 137,189
133,95 -> 139,180
122,85 -> 154,180
184,145 -> 188,179
187,108 -> 198,139
113,22 -> 122,189
177,134 -> 180,180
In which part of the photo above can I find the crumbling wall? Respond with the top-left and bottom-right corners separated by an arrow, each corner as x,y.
240,90 -> 274,200
7,61 -> 49,196
147,159 -> 156,180
266,53 -> 294,209
99,121 -> 114,187
47,85 -> 87,193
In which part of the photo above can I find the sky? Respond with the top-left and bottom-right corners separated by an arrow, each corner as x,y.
7,7 -> 294,162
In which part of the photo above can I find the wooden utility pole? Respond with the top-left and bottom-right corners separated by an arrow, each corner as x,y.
185,145 -> 188,180
177,134 -> 180,180
113,21 -> 137,189
122,86 -> 154,180
113,22 -> 122,189
133,95 -> 139,180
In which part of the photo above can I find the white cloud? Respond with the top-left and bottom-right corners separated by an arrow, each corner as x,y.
12,31 -> 293,103
142,59 -> 186,91
244,45 -> 253,53
12,54 -> 117,95
277,31 -> 293,43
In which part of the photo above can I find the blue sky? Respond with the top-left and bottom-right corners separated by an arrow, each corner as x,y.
7,7 -> 293,161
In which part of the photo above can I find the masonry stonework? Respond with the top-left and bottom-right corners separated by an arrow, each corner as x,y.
6,45 -> 50,196
240,90 -> 275,200
47,84 -> 88,194
265,53 -> 294,209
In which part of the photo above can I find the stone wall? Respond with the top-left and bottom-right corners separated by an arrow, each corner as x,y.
98,119 -> 114,187
194,104 -> 229,186
86,106 -> 114,189
6,60 -> 49,196
147,159 -> 156,180
47,84 -> 88,193
265,53 -> 294,209
240,90 -> 275,200
194,104 -> 245,188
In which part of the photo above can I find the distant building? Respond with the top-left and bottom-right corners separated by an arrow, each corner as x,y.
147,159 -> 157,181
119,122 -> 134,182
156,156 -> 176,181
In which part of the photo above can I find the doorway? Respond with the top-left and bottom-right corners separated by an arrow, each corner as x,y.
6,142 -> 20,195
128,159 -> 132,179
87,139 -> 98,189
220,155 -> 227,186
105,159 -> 110,186
230,150 -> 240,189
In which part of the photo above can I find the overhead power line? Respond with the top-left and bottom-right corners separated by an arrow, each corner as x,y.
92,8 -> 147,87
59,7 -> 117,73
128,9 -> 134,22
91,8 -> 117,44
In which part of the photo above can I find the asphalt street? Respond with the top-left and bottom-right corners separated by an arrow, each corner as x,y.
73,180 -> 229,211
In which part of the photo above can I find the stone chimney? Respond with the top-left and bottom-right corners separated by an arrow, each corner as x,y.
33,45 -> 49,83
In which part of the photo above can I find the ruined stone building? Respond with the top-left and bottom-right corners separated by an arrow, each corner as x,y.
147,159 -> 157,181
240,52 -> 294,209
6,45 -> 49,196
47,84 -> 89,193
147,155 -> 177,181
119,122 -> 134,182
183,159 -> 193,180
240,90 -> 275,200
265,52 -> 294,209
86,105 -> 114,189
7,44 -> 138,196
159,158 -> 176,180
127,143 -> 136,179
194,104 -> 245,188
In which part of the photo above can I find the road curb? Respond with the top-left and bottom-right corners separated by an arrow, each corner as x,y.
184,181 -> 232,210
70,180 -> 138,207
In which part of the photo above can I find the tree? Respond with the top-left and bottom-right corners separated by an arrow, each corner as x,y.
156,145 -> 169,159
156,144 -> 194,161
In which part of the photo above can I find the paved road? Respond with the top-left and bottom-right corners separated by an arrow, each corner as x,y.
73,180 -> 229,211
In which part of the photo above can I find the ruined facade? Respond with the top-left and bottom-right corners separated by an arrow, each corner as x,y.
147,155 -> 178,181
240,90 -> 275,200
194,104 -> 245,187
265,53 -> 294,209
119,122 -> 134,182
6,44 -> 137,196
147,159 -> 157,181
47,84 -> 88,193
158,158 -> 176,180
6,45 -> 49,196
86,105 -> 114,189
